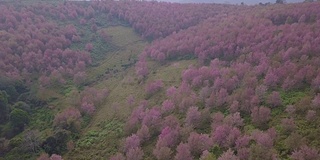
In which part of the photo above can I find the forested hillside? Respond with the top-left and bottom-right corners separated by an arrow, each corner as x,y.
0,0 -> 320,160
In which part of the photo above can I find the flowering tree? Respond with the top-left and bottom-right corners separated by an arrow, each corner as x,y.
312,94 -> 320,109
224,112 -> 244,128
174,143 -> 193,160
126,147 -> 144,160
218,149 -> 239,160
145,80 -> 164,96
212,125 -> 241,148
109,153 -> 125,160
281,118 -> 296,134
80,102 -> 95,116
153,146 -> 172,160
291,145 -> 320,160
267,91 -> 282,108
123,134 -> 141,153
142,108 -> 161,131
85,43 -> 93,52
251,106 -> 271,128
306,110 -> 316,122
187,132 -> 212,156
185,106 -> 201,128
136,125 -> 150,143
156,126 -> 179,149
161,99 -> 175,114
135,60 -> 149,79
53,108 -> 81,132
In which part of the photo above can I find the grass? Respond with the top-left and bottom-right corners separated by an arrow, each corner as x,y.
0,1 -> 195,159
65,119 -> 124,160
29,108 -> 54,131
280,89 -> 308,106
61,24 -> 196,159
269,89 -> 318,159
2,10 -> 125,159
267,89 -> 309,131
85,26 -> 147,83
58,25 -> 147,159
77,119 -> 124,149
82,26 -> 148,125
3,2 -> 320,160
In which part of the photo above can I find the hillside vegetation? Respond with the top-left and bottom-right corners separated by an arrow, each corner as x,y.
0,0 -> 320,160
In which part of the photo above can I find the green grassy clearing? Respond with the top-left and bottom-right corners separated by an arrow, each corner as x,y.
62,25 -> 196,159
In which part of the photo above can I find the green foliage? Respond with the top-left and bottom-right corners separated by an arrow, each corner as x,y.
8,136 -> 23,148
77,119 -> 124,149
280,90 -> 307,106
296,118 -> 320,148
47,97 -> 58,103
77,130 -> 100,148
12,101 -> 30,113
61,85 -> 74,97
271,106 -> 285,117
0,77 -> 25,103
201,152 -> 217,160
0,90 -> 8,104
0,123 -> 12,137
10,109 -> 29,128
269,91 -> 310,158
3,133 -> 37,160
243,124 -> 256,134
90,37 -> 118,62
249,144 -> 275,160
1,2 -> 133,160
1,148 -> 34,160
4,86 -> 19,102
166,52 -> 196,62
29,108 -> 54,131
81,115 -> 91,129
209,145 -> 223,159
0,90 -> 9,124
65,12 -> 120,63
274,128 -> 299,159
42,130 -> 70,155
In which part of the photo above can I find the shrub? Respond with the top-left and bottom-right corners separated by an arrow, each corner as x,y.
10,108 -> 29,129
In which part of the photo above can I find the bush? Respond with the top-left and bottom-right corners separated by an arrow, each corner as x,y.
10,109 -> 29,129
0,90 -> 9,124
12,101 -> 31,113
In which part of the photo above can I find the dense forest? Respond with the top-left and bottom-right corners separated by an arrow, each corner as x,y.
0,0 -> 320,160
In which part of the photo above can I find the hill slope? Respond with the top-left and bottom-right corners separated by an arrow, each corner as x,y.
0,1 -> 320,160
